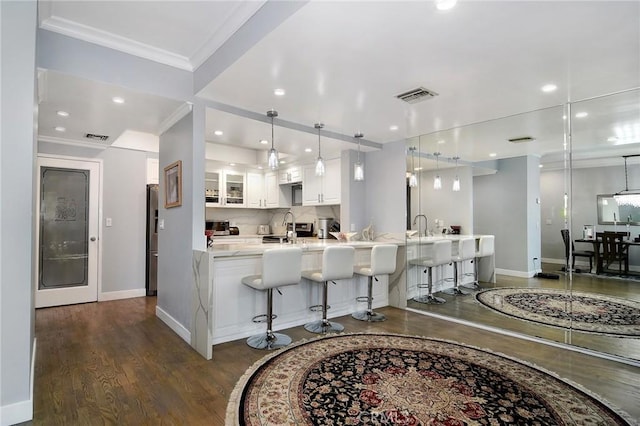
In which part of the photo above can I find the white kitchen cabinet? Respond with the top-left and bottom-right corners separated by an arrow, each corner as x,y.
302,158 -> 341,206
279,166 -> 302,184
247,172 -> 265,208
265,171 -> 290,208
206,170 -> 246,208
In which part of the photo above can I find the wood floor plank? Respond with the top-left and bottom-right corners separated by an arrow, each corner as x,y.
26,289 -> 640,425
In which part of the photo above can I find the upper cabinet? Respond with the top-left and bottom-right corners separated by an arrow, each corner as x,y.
279,166 -> 302,184
223,171 -> 245,207
247,172 -> 265,209
206,170 -> 245,208
302,158 -> 341,206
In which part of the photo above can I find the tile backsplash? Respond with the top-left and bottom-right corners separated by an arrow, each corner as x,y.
206,205 -> 341,236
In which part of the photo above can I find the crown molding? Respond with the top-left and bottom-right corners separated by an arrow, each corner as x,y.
40,16 -> 193,71
38,135 -> 109,150
158,102 -> 193,135
190,1 -> 266,69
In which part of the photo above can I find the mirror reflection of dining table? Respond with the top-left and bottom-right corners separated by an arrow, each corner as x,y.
575,235 -> 640,275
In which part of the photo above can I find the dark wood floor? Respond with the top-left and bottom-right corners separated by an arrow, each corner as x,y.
29,295 -> 640,425
408,263 -> 640,361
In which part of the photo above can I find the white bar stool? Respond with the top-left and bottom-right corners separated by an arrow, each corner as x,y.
443,237 -> 475,296
303,246 -> 355,334
464,235 -> 494,290
409,239 -> 452,304
241,247 -> 302,350
352,244 -> 398,322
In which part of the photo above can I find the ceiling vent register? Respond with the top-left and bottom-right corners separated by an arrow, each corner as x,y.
396,87 -> 439,104
85,133 -> 109,142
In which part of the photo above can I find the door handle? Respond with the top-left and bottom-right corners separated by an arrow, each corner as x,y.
90,236 -> 97,241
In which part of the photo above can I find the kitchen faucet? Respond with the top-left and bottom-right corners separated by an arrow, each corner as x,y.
413,214 -> 428,237
282,211 -> 296,243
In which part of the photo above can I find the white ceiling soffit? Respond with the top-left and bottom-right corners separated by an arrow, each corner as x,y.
38,0 -> 266,71
38,69 -> 184,146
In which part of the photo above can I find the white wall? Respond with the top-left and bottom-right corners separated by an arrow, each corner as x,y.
365,140 -> 406,236
474,156 -> 541,276
157,112 -> 197,332
1,1 -> 38,424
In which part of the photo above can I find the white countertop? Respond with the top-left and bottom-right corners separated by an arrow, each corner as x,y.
209,238 -> 386,258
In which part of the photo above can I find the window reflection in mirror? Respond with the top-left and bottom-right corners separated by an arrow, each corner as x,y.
597,194 -> 640,225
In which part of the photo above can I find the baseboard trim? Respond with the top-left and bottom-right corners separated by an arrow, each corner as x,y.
0,339 -> 35,426
99,288 -> 146,302
155,305 -> 191,344
495,268 -> 535,278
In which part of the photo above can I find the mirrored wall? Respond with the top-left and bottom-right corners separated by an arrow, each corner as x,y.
405,88 -> 640,363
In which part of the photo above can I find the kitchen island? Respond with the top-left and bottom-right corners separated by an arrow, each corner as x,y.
183,235 -> 493,359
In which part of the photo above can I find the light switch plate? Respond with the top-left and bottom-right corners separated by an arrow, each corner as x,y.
159,219 -> 165,230
105,217 -> 112,227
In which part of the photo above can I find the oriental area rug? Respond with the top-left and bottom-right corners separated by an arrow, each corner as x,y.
476,288 -> 640,337
226,333 -> 633,425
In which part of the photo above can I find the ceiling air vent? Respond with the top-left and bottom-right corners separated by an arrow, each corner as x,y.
508,136 -> 536,143
396,87 -> 439,104
85,133 -> 109,142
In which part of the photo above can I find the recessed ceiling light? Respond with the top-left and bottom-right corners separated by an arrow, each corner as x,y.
258,166 -> 263,170
214,130 -> 223,136
112,97 -> 125,104
260,139 -> 268,145
414,167 -> 423,171
57,110 -> 69,117
607,136 -> 618,142
437,140 -> 446,144
304,148 -> 312,153
55,126 -> 66,132
489,153 -> 497,157
541,84 -> 557,93
435,0 -> 457,11
575,112 -> 588,118
274,88 -> 285,96
280,160 -> 286,164
539,164 -> 544,168
389,125 -> 399,131
229,163 -> 236,166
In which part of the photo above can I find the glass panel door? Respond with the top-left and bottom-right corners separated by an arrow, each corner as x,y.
36,156 -> 100,308
39,167 -> 90,289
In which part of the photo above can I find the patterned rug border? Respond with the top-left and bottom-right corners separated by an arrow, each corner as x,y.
475,287 -> 640,338
225,331 -> 636,425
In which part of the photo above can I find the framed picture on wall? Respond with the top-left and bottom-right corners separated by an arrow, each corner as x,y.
164,160 -> 182,208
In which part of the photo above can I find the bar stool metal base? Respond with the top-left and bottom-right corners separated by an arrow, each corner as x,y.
352,310 -> 386,322
412,294 -> 446,304
461,282 -> 482,291
441,287 -> 471,296
304,319 -> 344,334
246,332 -> 292,350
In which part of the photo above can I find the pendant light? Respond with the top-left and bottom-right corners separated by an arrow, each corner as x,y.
452,156 -> 461,191
613,154 -> 640,207
267,110 -> 279,170
433,152 -> 442,190
408,147 -> 418,187
314,123 -> 325,176
354,132 -> 364,181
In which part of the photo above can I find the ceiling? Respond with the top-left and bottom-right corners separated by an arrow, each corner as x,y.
36,0 -> 640,170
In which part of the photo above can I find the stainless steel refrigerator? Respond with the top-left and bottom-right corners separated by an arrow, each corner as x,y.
145,184 -> 158,296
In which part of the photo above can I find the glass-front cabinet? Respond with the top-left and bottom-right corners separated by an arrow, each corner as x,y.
223,171 -> 245,207
205,170 -> 246,208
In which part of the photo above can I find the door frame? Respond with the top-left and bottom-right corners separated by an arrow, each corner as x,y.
34,154 -> 103,307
